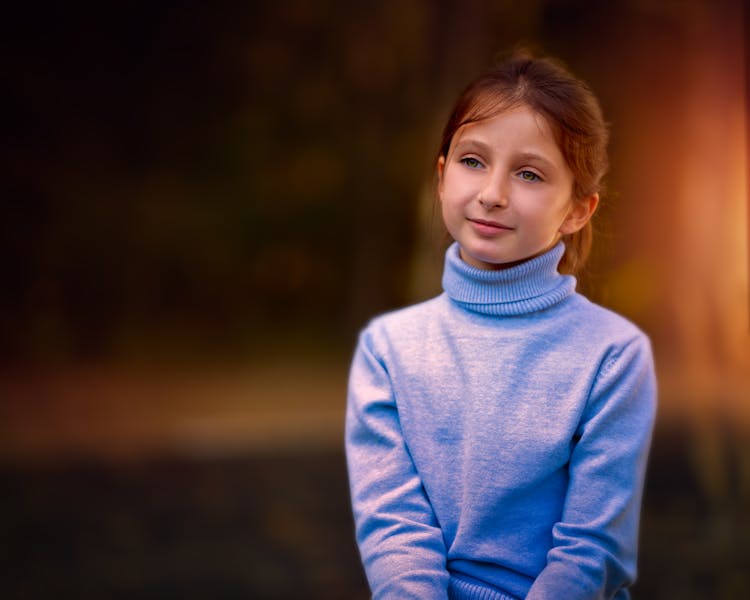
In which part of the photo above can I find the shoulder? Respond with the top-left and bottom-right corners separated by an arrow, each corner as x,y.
357,295 -> 447,352
365,294 -> 445,329
552,293 -> 655,388
566,295 -> 656,397
560,298 -> 657,429
564,293 -> 651,349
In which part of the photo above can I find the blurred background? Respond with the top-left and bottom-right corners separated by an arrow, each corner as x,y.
2,0 -> 748,598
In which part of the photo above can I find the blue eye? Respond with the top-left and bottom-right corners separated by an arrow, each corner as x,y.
460,157 -> 483,169
519,170 -> 541,182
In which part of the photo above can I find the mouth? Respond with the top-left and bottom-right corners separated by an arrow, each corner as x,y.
468,218 -> 513,231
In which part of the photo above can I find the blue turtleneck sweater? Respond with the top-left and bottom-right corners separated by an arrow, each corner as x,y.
345,242 -> 656,600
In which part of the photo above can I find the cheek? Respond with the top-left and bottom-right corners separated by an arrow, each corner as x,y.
439,196 -> 453,222
438,181 -> 458,210
440,193 -> 463,233
442,174 -> 474,207
542,193 -> 574,221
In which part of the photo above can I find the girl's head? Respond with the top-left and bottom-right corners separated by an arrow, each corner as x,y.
437,50 -> 609,274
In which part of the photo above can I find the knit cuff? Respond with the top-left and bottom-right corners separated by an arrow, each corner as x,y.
448,574 -> 519,600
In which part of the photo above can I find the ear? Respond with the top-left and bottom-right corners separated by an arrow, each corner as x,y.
560,193 -> 599,235
436,155 -> 446,194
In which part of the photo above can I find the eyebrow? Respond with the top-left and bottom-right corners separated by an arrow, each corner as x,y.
452,139 -> 492,154
516,152 -> 555,170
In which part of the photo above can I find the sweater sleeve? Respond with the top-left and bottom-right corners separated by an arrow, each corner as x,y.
345,327 -> 450,599
526,334 -> 657,600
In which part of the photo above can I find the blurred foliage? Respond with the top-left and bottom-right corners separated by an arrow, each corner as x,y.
2,0 -> 745,367
3,0 -> 449,362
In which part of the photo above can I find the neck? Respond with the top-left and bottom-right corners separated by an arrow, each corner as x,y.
442,242 -> 576,316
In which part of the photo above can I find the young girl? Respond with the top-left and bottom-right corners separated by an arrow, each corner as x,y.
345,51 -> 656,599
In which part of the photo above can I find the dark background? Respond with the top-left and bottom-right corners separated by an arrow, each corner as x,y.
2,0 -> 749,597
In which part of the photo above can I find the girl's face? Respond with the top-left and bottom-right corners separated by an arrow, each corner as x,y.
438,105 -> 596,270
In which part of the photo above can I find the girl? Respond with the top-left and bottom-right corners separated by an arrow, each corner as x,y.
345,51 -> 656,600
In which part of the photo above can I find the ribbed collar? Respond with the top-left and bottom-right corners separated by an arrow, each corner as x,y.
442,242 -> 576,316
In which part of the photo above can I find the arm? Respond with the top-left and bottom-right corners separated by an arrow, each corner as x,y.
527,335 -> 657,600
345,328 -> 450,599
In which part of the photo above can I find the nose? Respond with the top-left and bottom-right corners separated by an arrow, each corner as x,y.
478,173 -> 508,209
479,196 -> 504,209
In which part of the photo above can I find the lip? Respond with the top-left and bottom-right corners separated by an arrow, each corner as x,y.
468,218 -> 513,236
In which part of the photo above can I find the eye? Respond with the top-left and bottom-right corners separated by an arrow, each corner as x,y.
460,157 -> 484,169
518,170 -> 541,182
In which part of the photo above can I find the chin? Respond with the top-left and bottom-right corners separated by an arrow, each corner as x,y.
461,249 -> 511,270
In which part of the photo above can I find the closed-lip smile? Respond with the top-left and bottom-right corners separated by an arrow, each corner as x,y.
468,218 -> 513,230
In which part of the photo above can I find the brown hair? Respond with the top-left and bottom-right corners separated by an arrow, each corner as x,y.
437,50 -> 609,274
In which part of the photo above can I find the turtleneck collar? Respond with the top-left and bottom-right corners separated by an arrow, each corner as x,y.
441,241 -> 576,316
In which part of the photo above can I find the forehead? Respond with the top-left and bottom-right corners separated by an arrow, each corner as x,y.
451,106 -> 562,157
